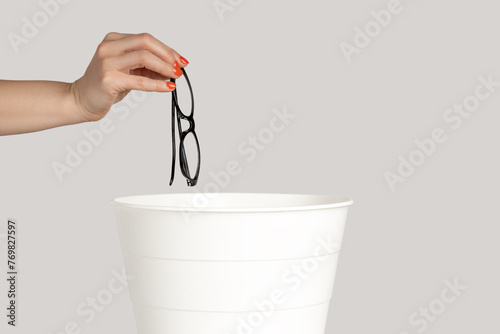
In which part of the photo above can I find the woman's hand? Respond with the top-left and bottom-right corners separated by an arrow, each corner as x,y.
71,32 -> 189,122
0,32 -> 186,136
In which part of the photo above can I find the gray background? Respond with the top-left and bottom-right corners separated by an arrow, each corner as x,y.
1,0 -> 499,333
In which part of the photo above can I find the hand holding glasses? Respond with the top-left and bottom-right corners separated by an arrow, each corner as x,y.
169,67 -> 201,187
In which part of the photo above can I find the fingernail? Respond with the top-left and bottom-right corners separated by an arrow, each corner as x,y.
179,56 -> 189,65
173,61 -> 182,76
167,82 -> 176,89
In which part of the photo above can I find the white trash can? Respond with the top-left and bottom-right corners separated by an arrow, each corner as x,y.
112,193 -> 353,334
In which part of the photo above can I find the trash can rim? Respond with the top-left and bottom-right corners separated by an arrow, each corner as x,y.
110,192 -> 354,213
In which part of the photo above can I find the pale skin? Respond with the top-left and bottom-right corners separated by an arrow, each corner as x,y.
0,32 -> 188,136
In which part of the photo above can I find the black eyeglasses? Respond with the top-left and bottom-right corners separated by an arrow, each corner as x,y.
169,67 -> 201,187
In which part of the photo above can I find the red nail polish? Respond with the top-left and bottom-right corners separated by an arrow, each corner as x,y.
173,61 -> 182,76
167,82 -> 176,89
179,56 -> 189,65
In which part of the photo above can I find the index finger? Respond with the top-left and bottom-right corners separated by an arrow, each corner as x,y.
102,32 -> 131,42
104,33 -> 188,68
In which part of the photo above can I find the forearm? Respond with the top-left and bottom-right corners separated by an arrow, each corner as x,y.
0,80 -> 84,136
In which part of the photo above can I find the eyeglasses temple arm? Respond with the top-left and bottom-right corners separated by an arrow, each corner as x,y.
169,82 -> 177,186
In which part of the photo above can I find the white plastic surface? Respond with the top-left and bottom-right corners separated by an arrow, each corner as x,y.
124,253 -> 339,311
133,301 -> 331,334
112,193 -> 352,334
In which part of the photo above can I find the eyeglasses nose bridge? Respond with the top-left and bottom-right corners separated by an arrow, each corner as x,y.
181,115 -> 196,133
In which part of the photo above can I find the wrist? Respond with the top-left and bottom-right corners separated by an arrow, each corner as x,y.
67,80 -> 88,124
69,79 -> 104,123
